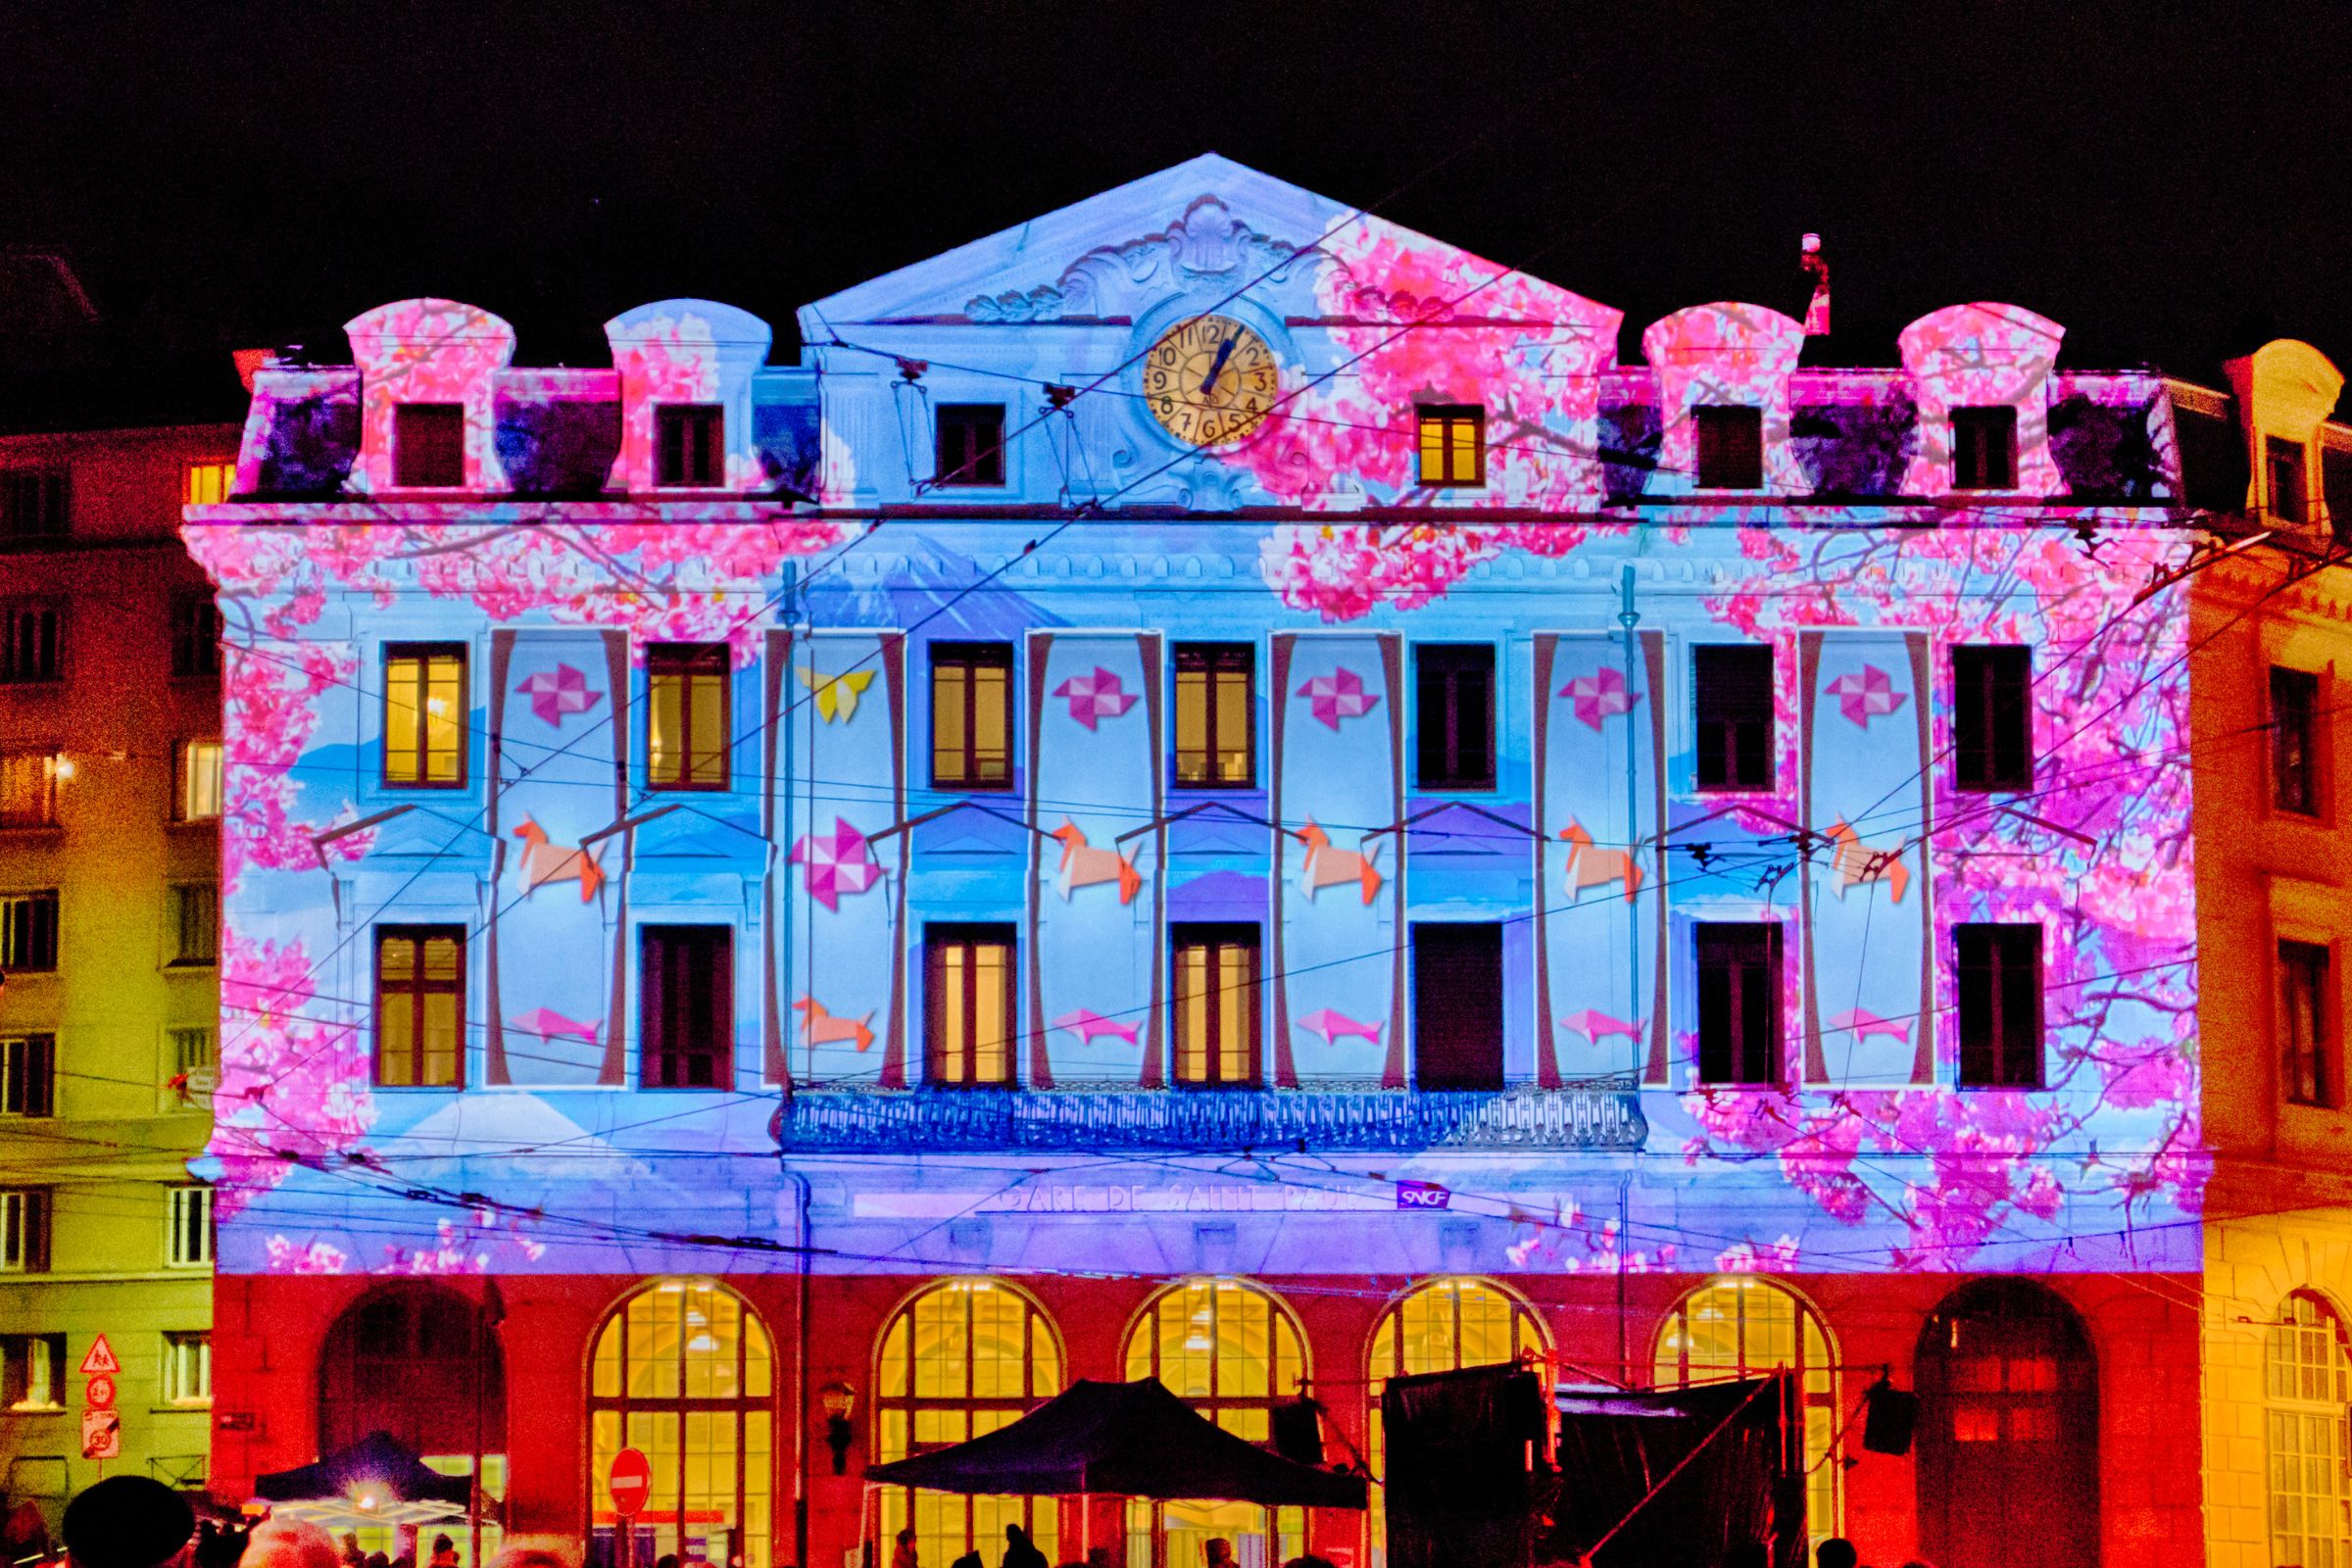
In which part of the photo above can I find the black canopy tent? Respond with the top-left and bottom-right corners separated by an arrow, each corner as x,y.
255,1431 -> 480,1531
865,1378 -> 1366,1510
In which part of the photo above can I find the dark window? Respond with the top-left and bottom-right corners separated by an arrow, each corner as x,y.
1174,644 -> 1253,787
2281,940 -> 2331,1108
1693,645 -> 1774,790
935,405 -> 1006,488
0,755 -> 55,829
0,1037 -> 53,1118
931,642 -> 1013,789
1694,405 -> 1764,489
392,403 -> 465,488
1953,645 -> 2033,791
647,643 -> 730,790
373,926 -> 465,1088
2273,665 -> 2322,815
318,1285 -> 503,1458
0,471 -> 68,541
0,605 -> 61,683
1415,644 -> 1496,791
1,1332 -> 63,1404
0,1193 -> 48,1274
640,925 -> 733,1089
171,883 -> 218,967
1696,922 -> 1782,1086
171,596 -> 220,679
2268,436 -> 2308,524
1417,405 -> 1485,486
1412,922 -> 1503,1090
1957,924 -> 2043,1089
0,892 -> 58,972
383,644 -> 466,788
1952,407 -> 2020,491
925,924 -> 1016,1088
1172,923 -> 1259,1088
655,404 -> 724,488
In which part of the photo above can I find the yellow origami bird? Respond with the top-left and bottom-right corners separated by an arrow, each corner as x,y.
799,665 -> 876,723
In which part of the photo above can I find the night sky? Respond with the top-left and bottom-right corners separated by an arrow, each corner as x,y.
3,1 -> 2347,428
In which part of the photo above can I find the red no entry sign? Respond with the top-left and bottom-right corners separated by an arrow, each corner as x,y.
608,1447 -> 653,1519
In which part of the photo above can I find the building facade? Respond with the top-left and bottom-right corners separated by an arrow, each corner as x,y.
191,159 -> 2205,1568
0,421 -> 237,1527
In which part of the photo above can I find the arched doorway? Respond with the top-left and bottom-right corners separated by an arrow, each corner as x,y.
872,1279 -> 1063,1568
1653,1277 -> 1839,1544
1122,1279 -> 1309,1568
1916,1280 -> 2098,1568
2265,1290 -> 2352,1568
587,1279 -> 776,1568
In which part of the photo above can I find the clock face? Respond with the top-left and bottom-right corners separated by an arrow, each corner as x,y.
1144,315 -> 1280,447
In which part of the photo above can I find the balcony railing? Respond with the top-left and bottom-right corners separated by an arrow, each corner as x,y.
773,1079 -> 1647,1152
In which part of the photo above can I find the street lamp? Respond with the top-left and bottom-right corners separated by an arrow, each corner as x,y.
819,1383 -> 857,1476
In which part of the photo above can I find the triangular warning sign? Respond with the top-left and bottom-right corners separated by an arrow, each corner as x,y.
77,1334 -> 120,1377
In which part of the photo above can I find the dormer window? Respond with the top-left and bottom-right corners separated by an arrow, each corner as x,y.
1416,406 -> 1485,487
1952,406 -> 2019,490
1693,406 -> 1763,490
935,405 -> 1005,488
2268,437 -> 2308,523
655,405 -> 724,488
392,404 -> 465,489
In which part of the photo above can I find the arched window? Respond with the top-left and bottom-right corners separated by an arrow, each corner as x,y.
1122,1280 -> 1309,1568
588,1279 -> 774,1568
1654,1278 -> 1839,1543
874,1280 -> 1062,1568
1365,1279 -> 1549,1568
2267,1291 -> 2352,1568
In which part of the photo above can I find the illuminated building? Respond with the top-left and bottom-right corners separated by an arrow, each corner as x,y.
0,421 -> 238,1524
189,158 -> 2206,1568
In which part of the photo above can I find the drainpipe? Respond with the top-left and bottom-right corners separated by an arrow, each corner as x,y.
1617,564 -> 1642,1080
788,1167 -> 812,1568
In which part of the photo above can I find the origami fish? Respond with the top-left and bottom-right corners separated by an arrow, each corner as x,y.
1556,1008 -> 1643,1045
1295,1007 -> 1384,1046
1830,1008 -> 1912,1045
799,666 -> 876,724
509,1007 -> 601,1047
1053,1008 -> 1140,1046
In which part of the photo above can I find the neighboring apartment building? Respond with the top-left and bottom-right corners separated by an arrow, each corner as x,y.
191,158 -> 2205,1568
2180,339 -> 2352,1568
0,421 -> 236,1525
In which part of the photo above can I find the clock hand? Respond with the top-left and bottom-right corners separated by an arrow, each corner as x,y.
1199,333 -> 1239,399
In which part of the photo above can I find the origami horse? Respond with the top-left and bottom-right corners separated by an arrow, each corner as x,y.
1049,821 -> 1143,904
1558,819 -> 1642,903
794,997 -> 876,1054
1297,820 -> 1384,905
1824,818 -> 1909,903
513,817 -> 604,902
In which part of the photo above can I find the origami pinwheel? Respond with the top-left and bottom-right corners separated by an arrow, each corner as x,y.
515,663 -> 603,728
1297,666 -> 1378,731
788,817 -> 883,910
1826,664 -> 1907,727
1053,666 -> 1136,730
1561,664 -> 1639,731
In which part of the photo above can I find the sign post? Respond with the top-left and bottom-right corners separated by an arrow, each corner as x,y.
78,1336 -> 122,1470
609,1447 -> 652,1568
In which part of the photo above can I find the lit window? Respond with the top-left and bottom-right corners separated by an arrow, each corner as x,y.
930,643 -> 1012,790
2281,941 -> 2332,1109
2274,666 -> 2322,815
1656,1279 -> 1840,1544
2266,1292 -> 2352,1568
183,463 -> 236,507
641,926 -> 733,1090
0,604 -> 62,683
1,1334 -> 62,1409
383,644 -> 466,788
164,1332 -> 213,1405
1416,405 -> 1485,487
2269,437 -> 2309,524
0,1036 -> 55,1118
935,406 -> 1006,488
655,405 -> 724,488
925,925 -> 1015,1088
393,404 -> 466,488
1952,407 -> 2020,490
166,1186 -> 215,1268
374,926 -> 466,1089
0,754 -> 58,829
1696,923 -> 1782,1086
0,1191 -> 51,1274
1953,646 -> 2033,791
1956,924 -> 2041,1089
1693,405 -> 1763,490
171,596 -> 220,679
170,883 -> 218,968
1172,924 -> 1259,1088
0,891 -> 59,972
1173,644 -> 1252,787
1415,644 -> 1495,791
1693,645 -> 1774,790
175,740 -> 223,822
647,643 -> 730,790
0,470 -> 69,541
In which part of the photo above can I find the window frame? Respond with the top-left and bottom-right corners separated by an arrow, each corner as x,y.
924,923 -> 1018,1089
1654,1278 -> 1841,1544
1,1332 -> 63,1410
382,643 -> 469,790
163,1331 -> 213,1406
183,462 -> 235,508
1415,405 -> 1486,488
639,924 -> 735,1090
1952,644 -> 2034,793
2268,436 -> 2309,524
168,881 -> 219,968
933,404 -> 1008,489
2271,664 -> 2323,817
654,404 -> 726,489
0,752 -> 59,830
929,642 -> 1014,792
0,602 -> 62,684
2280,938 -> 2333,1109
0,890 -> 60,973
1692,405 -> 1765,491
1172,643 -> 1254,789
1955,923 -> 2044,1090
0,1036 -> 54,1118
0,469 -> 69,542
170,594 -> 221,680
2264,1291 -> 2352,1568
166,1185 -> 216,1268
1951,406 -> 2021,491
645,642 -> 732,792
1692,644 -> 1775,792
1694,921 -> 1784,1087
372,924 -> 467,1090
0,1190 -> 52,1275
173,738 -> 224,824
1414,643 -> 1497,792
392,403 -> 466,489
1171,922 -> 1262,1089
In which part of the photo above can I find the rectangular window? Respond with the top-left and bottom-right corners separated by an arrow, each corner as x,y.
924,924 -> 1016,1088
175,740 -> 224,822
655,404 -> 724,488
166,1187 -> 215,1268
647,642 -> 730,790
383,644 -> 466,788
1956,924 -> 2043,1089
0,1037 -> 55,1118
640,925 -> 733,1089
168,1026 -> 216,1102
0,754 -> 57,829
393,403 -> 466,488
0,470 -> 69,541
163,1332 -> 212,1405
934,405 -> 1006,488
1693,405 -> 1764,490
1695,922 -> 1783,1086
1173,643 -> 1253,787
374,925 -> 465,1088
2273,665 -> 2322,815
2281,940 -> 2331,1108
1415,645 -> 1496,791
183,463 -> 235,508
0,892 -> 59,972
0,1191 -> 52,1274
1953,645 -> 2033,791
2,1334 -> 61,1409
170,883 -> 218,967
931,642 -> 1013,789
1416,405 -> 1485,487
1952,407 -> 2020,491
2268,436 -> 2308,524
171,596 -> 220,679
0,604 -> 61,683
1172,924 -> 1260,1088
1693,645 -> 1774,790
1412,922 -> 1504,1090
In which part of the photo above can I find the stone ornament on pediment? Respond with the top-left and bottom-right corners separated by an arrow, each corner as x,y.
964,195 -> 1342,322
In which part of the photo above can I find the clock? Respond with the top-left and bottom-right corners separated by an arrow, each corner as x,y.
1144,315 -> 1280,447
